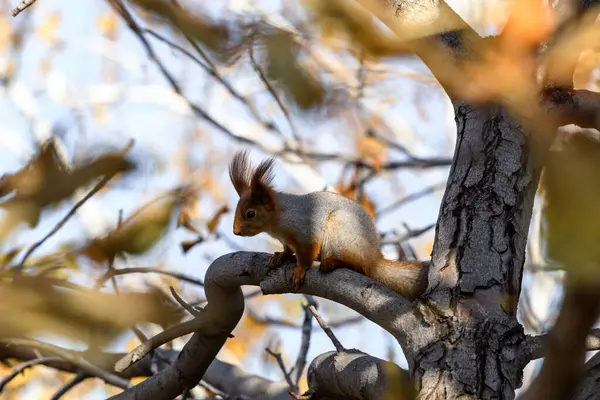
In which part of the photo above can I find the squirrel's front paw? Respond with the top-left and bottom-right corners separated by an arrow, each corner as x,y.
268,251 -> 294,269
291,266 -> 306,291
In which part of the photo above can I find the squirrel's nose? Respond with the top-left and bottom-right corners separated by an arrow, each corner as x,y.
233,228 -> 241,236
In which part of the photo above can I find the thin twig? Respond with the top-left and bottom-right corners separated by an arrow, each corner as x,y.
49,371 -> 86,400
380,223 -> 436,246
246,306 -> 362,329
265,348 -> 295,390
307,305 -> 345,352
377,182 -> 446,218
248,37 -> 302,146
99,267 -> 204,287
2,338 -> 131,389
0,356 -> 62,392
170,286 -> 199,316
110,1 -> 453,174
11,0 -> 37,17
144,28 -> 289,144
16,140 -> 134,272
293,297 -> 314,386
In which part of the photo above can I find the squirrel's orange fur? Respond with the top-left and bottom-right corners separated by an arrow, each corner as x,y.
228,150 -> 428,300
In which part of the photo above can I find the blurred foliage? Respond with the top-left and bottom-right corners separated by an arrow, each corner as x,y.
0,138 -> 135,241
542,134 -> 600,277
78,188 -> 185,263
0,275 -> 179,344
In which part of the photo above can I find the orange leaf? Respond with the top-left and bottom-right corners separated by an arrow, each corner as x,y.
206,205 -> 229,233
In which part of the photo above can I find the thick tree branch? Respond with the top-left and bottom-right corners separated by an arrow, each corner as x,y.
111,251 -> 426,398
520,276 -> 600,400
544,87 -> 600,131
519,328 -> 600,366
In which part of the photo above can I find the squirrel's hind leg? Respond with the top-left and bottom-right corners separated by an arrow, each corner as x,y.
319,257 -> 350,273
268,244 -> 295,269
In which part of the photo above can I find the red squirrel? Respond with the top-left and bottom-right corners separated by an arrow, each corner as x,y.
228,150 -> 428,300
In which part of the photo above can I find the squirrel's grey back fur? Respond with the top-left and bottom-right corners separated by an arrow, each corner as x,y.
273,190 -> 382,267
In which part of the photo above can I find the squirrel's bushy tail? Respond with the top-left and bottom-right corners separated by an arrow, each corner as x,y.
370,259 -> 429,300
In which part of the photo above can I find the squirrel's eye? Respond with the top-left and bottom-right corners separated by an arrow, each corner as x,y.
246,209 -> 256,219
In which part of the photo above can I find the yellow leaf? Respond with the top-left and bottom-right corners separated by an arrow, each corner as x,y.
0,15 -> 13,53
36,12 -> 61,45
97,12 -> 118,37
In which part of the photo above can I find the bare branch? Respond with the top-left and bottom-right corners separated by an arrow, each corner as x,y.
49,372 -> 86,400
519,328 -> 600,365
15,140 -> 134,272
248,37 -> 301,145
265,348 -> 295,391
293,299 -> 314,386
544,87 -> 600,131
99,267 -> 204,288
0,356 -> 62,392
377,182 -> 446,218
520,277 -> 600,400
246,305 -> 362,329
11,0 -> 37,17
2,338 -> 131,389
170,286 -> 200,316
0,341 -> 292,400
307,305 -> 345,352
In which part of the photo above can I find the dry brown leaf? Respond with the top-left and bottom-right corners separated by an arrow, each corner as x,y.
357,136 -> 387,173
181,237 -> 204,254
177,191 -> 200,234
130,0 -> 234,61
264,30 -> 326,110
305,0 -> 413,58
79,189 -> 183,263
0,140 -> 135,241
206,205 -> 229,233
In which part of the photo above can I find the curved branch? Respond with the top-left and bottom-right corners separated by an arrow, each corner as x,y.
111,251 -> 423,399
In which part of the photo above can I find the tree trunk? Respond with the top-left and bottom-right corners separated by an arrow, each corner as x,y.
406,102 -> 543,399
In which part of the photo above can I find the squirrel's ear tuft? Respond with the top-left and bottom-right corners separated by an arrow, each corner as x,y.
229,150 -> 252,196
250,157 -> 276,208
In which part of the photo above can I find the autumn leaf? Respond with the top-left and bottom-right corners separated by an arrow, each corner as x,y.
177,189 -> 201,234
79,189 -> 184,263
305,0 -> 413,58
542,134 -> 600,278
0,276 -> 179,344
263,30 -> 326,110
357,135 -> 388,173
0,139 -> 135,241
181,237 -> 203,254
97,11 -> 118,38
35,12 -> 61,45
207,205 -> 229,233
129,0 -> 234,61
